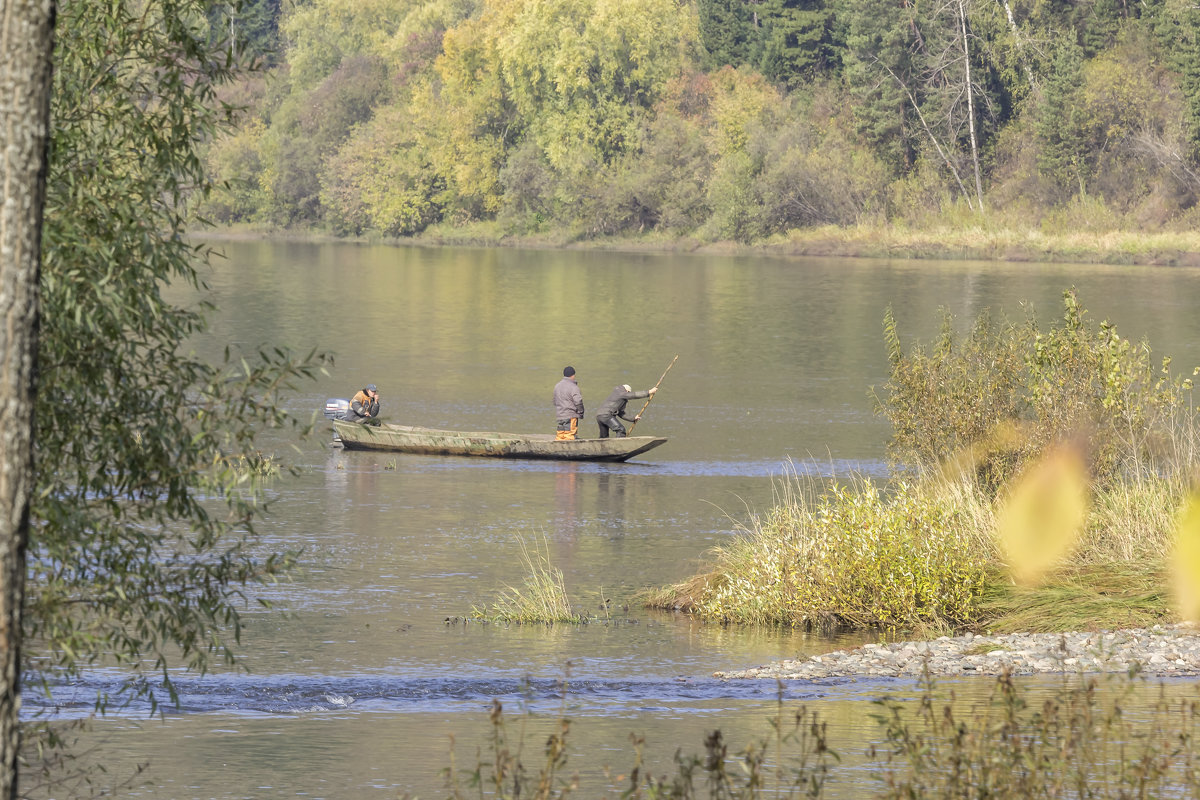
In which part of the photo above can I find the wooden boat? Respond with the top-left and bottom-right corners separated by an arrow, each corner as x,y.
332,420 -> 667,462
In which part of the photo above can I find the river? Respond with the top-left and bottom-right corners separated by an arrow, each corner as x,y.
33,241 -> 1200,798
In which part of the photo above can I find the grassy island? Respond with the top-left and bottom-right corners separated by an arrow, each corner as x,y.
648,289 -> 1196,637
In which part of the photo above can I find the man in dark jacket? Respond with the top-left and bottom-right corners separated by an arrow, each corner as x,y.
596,383 -> 657,438
345,383 -> 380,423
553,366 -> 584,440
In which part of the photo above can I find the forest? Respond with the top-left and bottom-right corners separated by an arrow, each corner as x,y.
201,0 -> 1200,244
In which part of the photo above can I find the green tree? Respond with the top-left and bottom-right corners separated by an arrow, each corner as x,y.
504,0 -> 699,163
421,0 -> 700,228
203,117 -> 270,224
1145,0 -> 1200,159
279,0 -> 480,90
612,106 -> 715,233
839,0 -> 997,208
837,0 -> 919,173
260,54 -> 391,224
322,103 -> 445,235
1079,0 -> 1126,56
697,0 -> 758,69
280,0 -> 409,90
699,66 -> 781,241
754,85 -> 889,230
1035,34 -> 1089,196
25,0 -> 327,785
418,7 -> 516,219
756,0 -> 836,86
698,0 -> 835,86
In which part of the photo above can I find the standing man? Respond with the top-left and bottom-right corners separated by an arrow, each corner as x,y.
596,384 -> 657,438
345,383 -> 380,423
553,366 -> 584,440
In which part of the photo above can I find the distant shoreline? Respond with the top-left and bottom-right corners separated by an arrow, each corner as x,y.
194,225 -> 1200,268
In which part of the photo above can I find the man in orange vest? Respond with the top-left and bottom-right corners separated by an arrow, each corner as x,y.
346,383 -> 380,423
553,367 -> 583,440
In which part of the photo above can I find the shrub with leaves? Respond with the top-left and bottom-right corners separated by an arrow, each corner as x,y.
879,289 -> 1195,488
880,305 -> 1028,485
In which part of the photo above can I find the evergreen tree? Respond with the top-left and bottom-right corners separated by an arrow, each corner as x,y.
698,0 -> 758,69
1035,33 -> 1090,196
1080,0 -> 1124,56
837,0 -> 919,173
1144,0 -> 1200,159
207,0 -> 283,66
757,0 -> 837,86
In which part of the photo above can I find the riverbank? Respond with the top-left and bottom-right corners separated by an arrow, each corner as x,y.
196,222 -> 1200,267
715,624 -> 1200,680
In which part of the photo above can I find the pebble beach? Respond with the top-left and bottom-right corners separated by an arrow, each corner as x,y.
714,624 -> 1200,680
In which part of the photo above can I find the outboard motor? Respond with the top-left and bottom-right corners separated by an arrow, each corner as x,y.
324,398 -> 350,420
323,399 -> 350,443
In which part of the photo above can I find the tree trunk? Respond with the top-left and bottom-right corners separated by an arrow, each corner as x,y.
0,2 -> 55,798
959,0 -> 985,211
876,56 -> 976,210
997,0 -> 1038,95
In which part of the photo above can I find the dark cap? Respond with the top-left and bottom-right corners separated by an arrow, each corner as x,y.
366,383 -> 377,392
562,366 -> 575,377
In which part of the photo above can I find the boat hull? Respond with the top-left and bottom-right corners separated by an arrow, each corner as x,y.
332,421 -> 667,462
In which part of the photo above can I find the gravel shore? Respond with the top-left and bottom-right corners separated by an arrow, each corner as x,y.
714,624 -> 1200,680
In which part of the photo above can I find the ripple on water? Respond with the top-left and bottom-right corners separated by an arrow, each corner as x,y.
309,452 -> 889,479
25,671 -> 909,720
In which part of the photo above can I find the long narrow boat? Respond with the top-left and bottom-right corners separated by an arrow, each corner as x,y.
332,420 -> 667,462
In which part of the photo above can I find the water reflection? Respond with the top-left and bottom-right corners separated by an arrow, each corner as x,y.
597,471 -> 628,538
552,461 -> 580,537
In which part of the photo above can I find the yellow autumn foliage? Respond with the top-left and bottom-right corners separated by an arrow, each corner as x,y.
995,446 -> 1090,586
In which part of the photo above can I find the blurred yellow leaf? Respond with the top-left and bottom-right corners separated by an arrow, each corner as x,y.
996,446 -> 1088,585
1171,491 -> 1200,622
939,421 -> 1027,483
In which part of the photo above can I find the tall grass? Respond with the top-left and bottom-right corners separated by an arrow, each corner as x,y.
435,685 -> 837,799
976,563 -> 1171,633
427,669 -> 1200,798
870,668 -> 1200,799
765,212 -> 1200,266
649,466 -> 1182,634
473,536 -> 582,624
650,475 -> 994,634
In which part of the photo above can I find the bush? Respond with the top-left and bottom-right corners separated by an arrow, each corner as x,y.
879,305 -> 1029,485
755,119 -> 889,231
878,289 -> 1194,488
586,111 -> 714,235
702,150 -> 763,243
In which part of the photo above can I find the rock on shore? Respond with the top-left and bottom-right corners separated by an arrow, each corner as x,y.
714,625 -> 1200,680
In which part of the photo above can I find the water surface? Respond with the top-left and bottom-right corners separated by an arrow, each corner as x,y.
42,242 -> 1200,798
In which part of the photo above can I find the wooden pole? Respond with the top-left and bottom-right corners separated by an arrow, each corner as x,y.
627,355 -> 678,434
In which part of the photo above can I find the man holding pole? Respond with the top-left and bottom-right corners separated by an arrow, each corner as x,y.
595,383 -> 658,438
